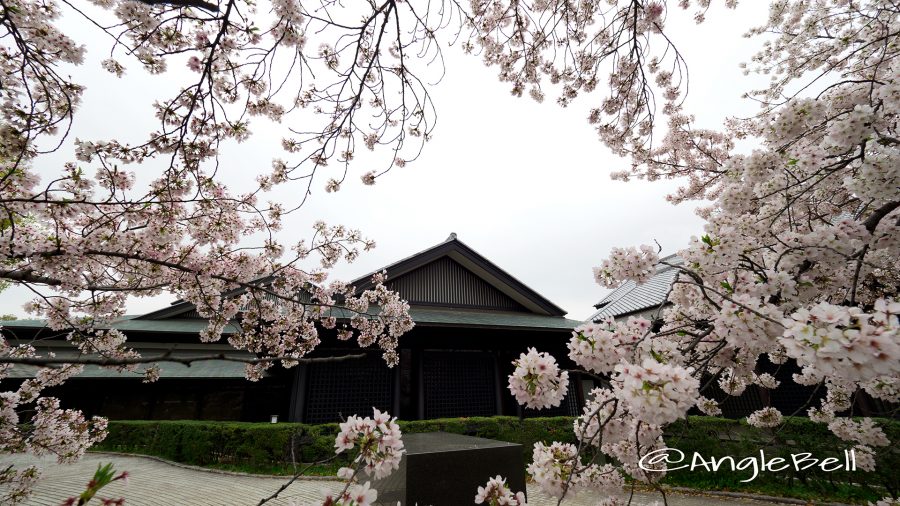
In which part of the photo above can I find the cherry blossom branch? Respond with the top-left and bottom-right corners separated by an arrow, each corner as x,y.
0,352 -> 366,368
665,270 -> 784,327
862,200 -> 900,233
255,453 -> 341,506
137,0 -> 220,12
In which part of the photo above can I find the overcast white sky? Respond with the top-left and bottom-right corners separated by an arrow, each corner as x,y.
0,1 -> 771,321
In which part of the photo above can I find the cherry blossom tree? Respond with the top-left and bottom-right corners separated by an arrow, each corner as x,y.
0,0 -> 897,504
499,0 -> 900,504
1,0 -> 429,499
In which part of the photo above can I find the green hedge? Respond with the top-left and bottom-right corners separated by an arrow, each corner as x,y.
95,416 -> 898,502
662,416 -> 900,503
94,416 -> 576,472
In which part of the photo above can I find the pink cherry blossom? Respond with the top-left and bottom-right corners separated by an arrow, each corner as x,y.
592,245 -> 660,288
508,348 -> 570,410
613,358 -> 698,426
333,408 -> 404,480
747,407 -> 783,428
474,475 -> 527,506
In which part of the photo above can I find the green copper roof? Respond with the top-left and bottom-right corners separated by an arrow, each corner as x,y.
319,306 -> 579,331
1,318 -> 240,334
407,307 -> 580,330
5,348 -> 253,379
1,308 -> 579,335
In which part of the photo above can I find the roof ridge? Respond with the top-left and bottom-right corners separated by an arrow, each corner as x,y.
348,236 -> 454,287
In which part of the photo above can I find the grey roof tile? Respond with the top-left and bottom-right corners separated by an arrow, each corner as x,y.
588,255 -> 683,321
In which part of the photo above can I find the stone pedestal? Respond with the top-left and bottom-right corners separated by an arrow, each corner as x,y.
373,432 -> 526,506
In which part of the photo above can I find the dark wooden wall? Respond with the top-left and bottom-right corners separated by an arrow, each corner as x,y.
288,326 -> 581,423
38,375 -> 292,422
386,257 -> 529,311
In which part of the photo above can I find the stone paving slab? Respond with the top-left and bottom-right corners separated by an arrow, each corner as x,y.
1,453 -> 765,506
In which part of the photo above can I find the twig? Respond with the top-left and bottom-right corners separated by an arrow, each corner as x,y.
138,0 -> 219,12
256,453 -> 341,506
0,351 -> 366,368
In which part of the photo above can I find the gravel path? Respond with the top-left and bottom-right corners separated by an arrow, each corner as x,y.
1,453 -> 770,506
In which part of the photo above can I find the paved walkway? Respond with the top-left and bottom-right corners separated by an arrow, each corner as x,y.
2,453 -> 766,506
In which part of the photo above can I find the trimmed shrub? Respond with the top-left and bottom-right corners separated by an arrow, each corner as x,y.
663,416 -> 899,502
95,416 -> 575,471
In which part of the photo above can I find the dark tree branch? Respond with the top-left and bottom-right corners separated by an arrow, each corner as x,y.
862,200 -> 900,233
0,269 -> 61,286
0,351 -> 366,368
137,0 -> 219,13
256,453 -> 342,506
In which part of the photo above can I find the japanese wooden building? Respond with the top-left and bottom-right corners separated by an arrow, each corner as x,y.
4,234 -> 584,422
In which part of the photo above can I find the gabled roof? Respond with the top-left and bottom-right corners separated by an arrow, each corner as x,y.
588,255 -> 682,321
351,234 -> 567,317
57,234 -> 567,326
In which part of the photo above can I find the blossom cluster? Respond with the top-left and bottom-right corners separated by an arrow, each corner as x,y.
613,359 -> 698,426
320,481 -> 378,506
695,396 -> 722,416
780,300 -> 900,382
568,317 -> 653,374
508,348 -> 570,410
746,407 -> 783,428
527,442 -> 579,497
568,320 -> 623,374
1,339 -> 108,504
320,409 -> 405,506
528,440 -> 626,500
572,388 -> 620,446
334,408 -> 404,480
827,418 -> 890,448
592,245 -> 660,288
474,475 -> 528,506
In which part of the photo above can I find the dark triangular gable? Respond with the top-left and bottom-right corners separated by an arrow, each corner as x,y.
352,235 -> 567,317
385,257 -> 529,312
136,300 -> 202,320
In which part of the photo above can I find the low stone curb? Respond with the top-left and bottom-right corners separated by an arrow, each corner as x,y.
89,451 -> 342,482
89,452 -> 858,505
661,486 -> 852,506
